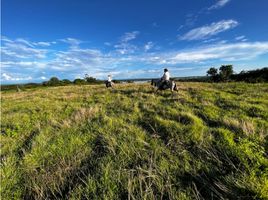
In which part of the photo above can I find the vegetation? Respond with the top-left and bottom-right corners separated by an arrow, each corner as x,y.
219,65 -> 234,81
206,67 -> 218,77
1,67 -> 267,92
1,82 -> 268,199
231,68 -> 268,83
207,65 -> 234,82
207,66 -> 268,83
1,75 -> 104,91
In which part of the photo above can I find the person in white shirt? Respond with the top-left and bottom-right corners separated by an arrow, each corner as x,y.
106,75 -> 114,88
160,68 -> 170,89
161,68 -> 170,81
107,75 -> 112,82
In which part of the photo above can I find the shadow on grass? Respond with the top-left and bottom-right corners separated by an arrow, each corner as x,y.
179,170 -> 257,199
177,143 -> 257,199
59,134 -> 109,199
25,134 -> 110,199
17,129 -> 40,159
114,88 -> 155,97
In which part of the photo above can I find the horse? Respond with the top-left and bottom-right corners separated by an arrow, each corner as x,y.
151,79 -> 178,92
105,81 -> 114,88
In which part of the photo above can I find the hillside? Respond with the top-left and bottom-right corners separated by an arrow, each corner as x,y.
1,82 -> 268,199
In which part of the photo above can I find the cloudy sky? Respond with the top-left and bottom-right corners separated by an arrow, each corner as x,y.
1,0 -> 268,83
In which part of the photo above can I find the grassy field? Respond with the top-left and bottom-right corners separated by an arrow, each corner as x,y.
1,82 -> 268,199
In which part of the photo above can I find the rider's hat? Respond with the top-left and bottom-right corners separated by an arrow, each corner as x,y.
164,68 -> 168,72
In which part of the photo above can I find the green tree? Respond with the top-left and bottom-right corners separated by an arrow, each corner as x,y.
219,65 -> 233,81
84,74 -> 97,83
73,78 -> 86,85
207,67 -> 219,82
47,77 -> 60,86
207,67 -> 218,77
61,79 -> 72,85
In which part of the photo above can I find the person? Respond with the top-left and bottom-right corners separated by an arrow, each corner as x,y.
106,75 -> 114,88
107,75 -> 112,83
160,68 -> 170,89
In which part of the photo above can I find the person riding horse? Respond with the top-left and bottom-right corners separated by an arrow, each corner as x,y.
105,75 -> 114,88
151,68 -> 178,92
160,68 -> 170,89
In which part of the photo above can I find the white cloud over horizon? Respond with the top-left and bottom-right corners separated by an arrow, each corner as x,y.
1,72 -> 32,82
170,42 -> 268,63
1,35 -> 268,82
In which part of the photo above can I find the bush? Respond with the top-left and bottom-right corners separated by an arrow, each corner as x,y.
73,78 -> 86,85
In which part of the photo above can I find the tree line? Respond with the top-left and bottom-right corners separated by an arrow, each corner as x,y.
42,74 -> 103,86
1,66 -> 267,91
0,74 -> 104,91
207,65 -> 268,83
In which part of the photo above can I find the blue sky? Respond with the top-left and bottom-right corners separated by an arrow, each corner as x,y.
1,0 -> 268,83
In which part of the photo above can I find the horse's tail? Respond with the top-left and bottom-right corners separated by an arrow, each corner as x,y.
173,81 -> 178,91
151,79 -> 157,86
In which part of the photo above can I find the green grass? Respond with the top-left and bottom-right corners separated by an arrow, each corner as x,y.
1,82 -> 268,199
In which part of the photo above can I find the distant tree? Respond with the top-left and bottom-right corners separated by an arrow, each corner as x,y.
43,77 -> 61,86
113,80 -> 121,84
219,65 -> 233,81
49,77 -> 60,85
85,76 -> 97,83
232,67 -> 268,83
73,78 -> 86,85
207,67 -> 219,82
84,74 -> 103,84
61,79 -> 72,85
42,81 -> 49,86
207,67 -> 218,76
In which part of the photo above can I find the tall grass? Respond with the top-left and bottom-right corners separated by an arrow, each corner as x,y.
1,83 -> 268,199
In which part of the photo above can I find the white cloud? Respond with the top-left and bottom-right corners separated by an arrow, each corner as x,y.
16,38 -> 35,47
1,35 -> 268,82
1,42 -> 48,60
180,20 -> 238,41
166,42 -> 268,63
1,73 -> 32,81
60,38 -> 82,48
3,37 -> 55,47
2,73 -> 12,80
1,61 -> 47,69
202,38 -> 220,43
235,35 -> 245,40
177,25 -> 184,31
208,0 -> 230,10
34,42 -> 52,46
180,0 -> 231,29
104,42 -> 111,46
235,35 -> 248,42
40,76 -> 47,80
114,43 -> 137,55
144,42 -> 154,52
120,31 -> 139,43
114,31 -> 140,54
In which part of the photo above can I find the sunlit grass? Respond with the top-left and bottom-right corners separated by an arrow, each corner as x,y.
1,82 -> 268,199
